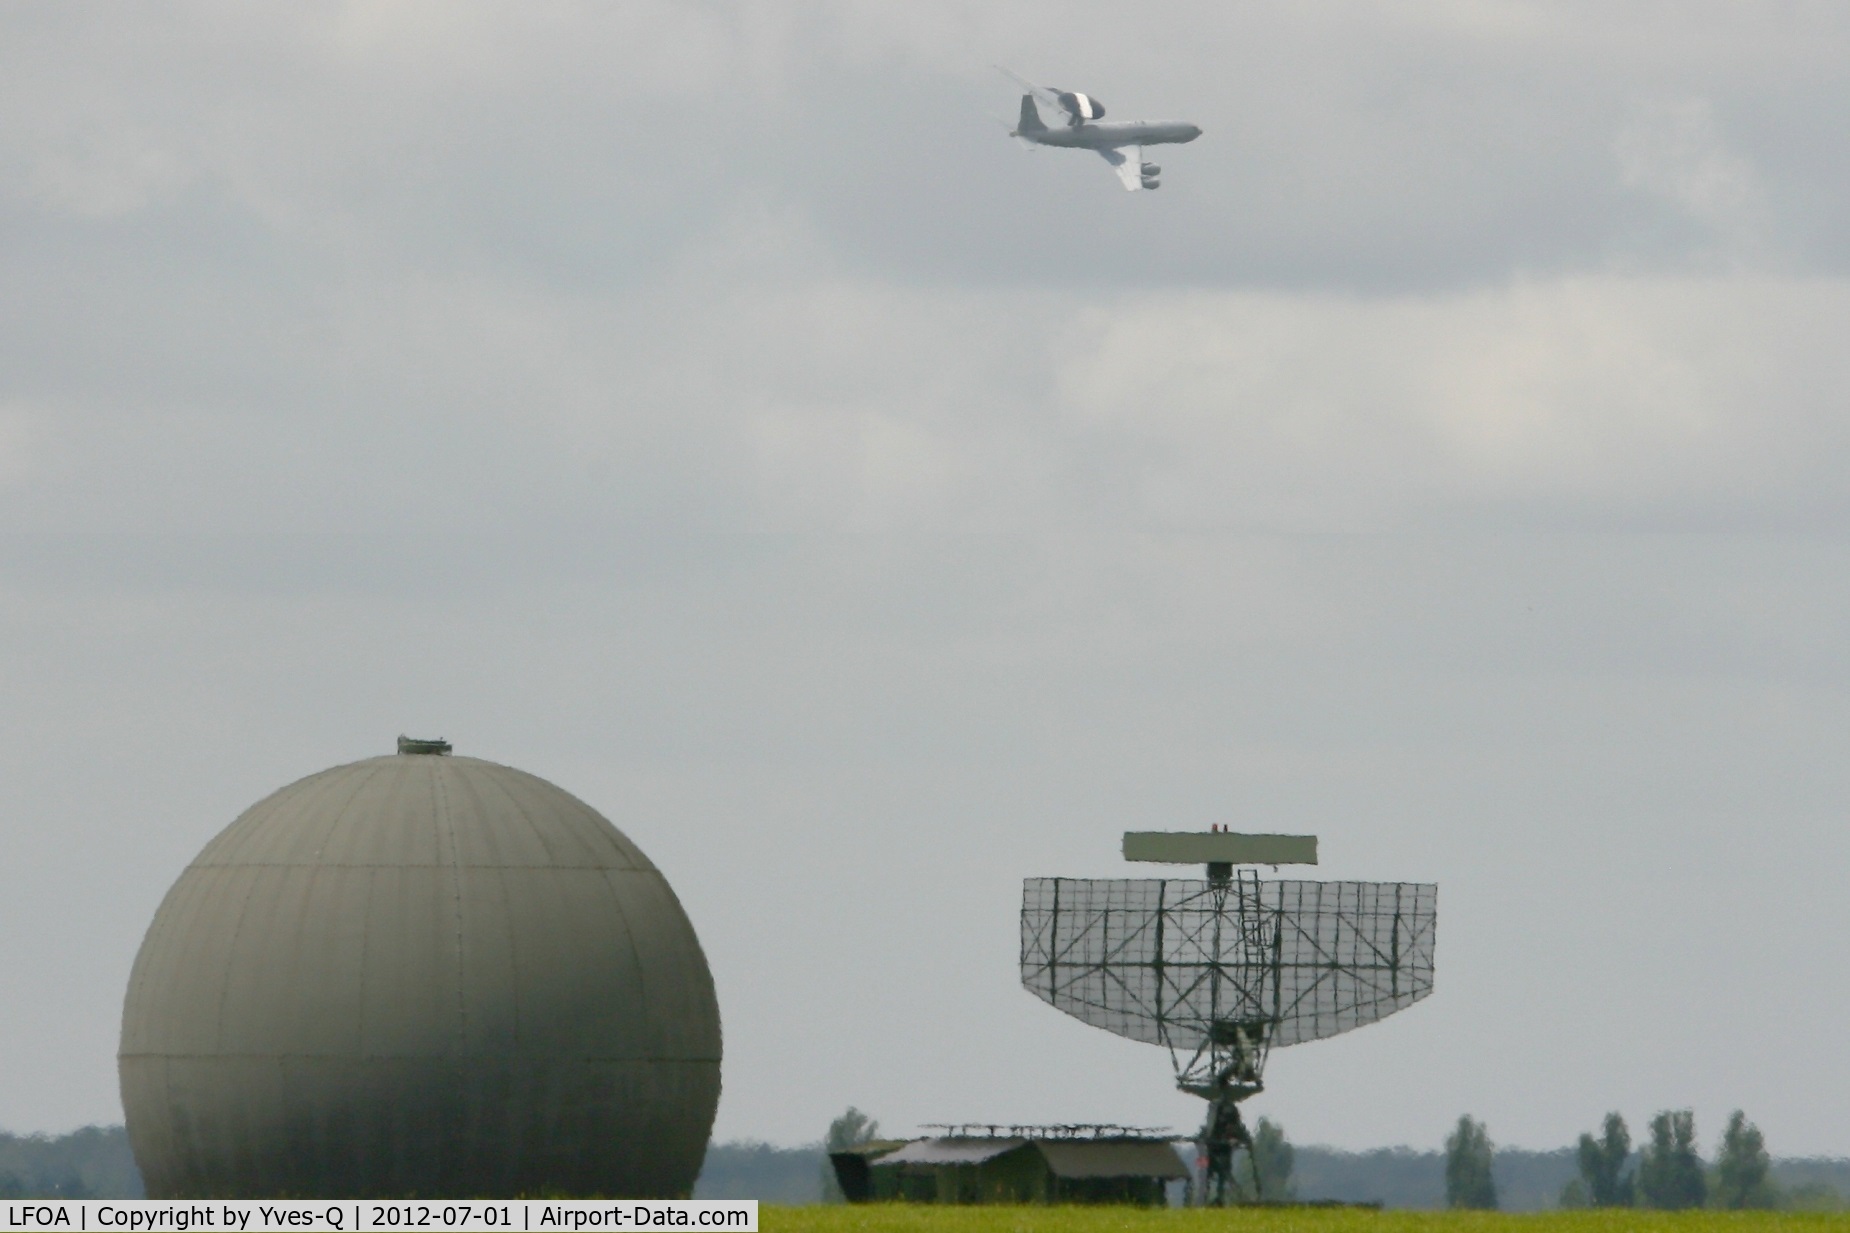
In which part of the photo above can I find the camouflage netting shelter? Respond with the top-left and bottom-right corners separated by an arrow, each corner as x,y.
119,741 -> 721,1198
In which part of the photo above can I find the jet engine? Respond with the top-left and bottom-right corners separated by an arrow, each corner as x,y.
1055,91 -> 1105,124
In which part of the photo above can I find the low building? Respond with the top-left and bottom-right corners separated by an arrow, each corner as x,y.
830,1127 -> 1187,1205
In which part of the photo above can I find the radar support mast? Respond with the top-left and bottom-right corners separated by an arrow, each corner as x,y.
1125,829 -> 1318,1203
1020,829 -> 1434,1206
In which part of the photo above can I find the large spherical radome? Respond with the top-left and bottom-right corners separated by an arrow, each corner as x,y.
119,749 -> 721,1198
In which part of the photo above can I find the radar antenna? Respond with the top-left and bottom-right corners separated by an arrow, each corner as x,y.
1019,829 -> 1436,1205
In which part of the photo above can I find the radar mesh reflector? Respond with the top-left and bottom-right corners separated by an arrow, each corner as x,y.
1020,877 -> 1436,1050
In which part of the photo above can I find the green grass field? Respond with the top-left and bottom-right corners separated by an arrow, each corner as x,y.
765,1209 -> 1850,1233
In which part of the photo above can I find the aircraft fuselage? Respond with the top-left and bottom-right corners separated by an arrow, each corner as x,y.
1019,120 -> 1202,150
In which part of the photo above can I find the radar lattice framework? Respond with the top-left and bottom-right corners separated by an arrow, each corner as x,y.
1020,829 -> 1436,1206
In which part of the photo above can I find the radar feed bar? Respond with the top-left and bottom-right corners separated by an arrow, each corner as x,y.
1123,830 -> 1317,867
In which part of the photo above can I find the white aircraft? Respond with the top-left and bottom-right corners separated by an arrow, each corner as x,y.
1003,70 -> 1202,191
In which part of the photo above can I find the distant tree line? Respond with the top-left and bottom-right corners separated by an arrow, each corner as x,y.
1553,1108 -> 1783,1209
0,1126 -> 142,1199
4,1115 -> 1841,1208
760,1107 -> 1841,1210
1437,1106 -> 1826,1212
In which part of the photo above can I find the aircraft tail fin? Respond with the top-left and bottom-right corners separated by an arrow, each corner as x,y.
1016,94 -> 1046,134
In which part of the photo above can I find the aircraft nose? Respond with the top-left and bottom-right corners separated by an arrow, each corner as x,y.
1188,125 -> 1203,140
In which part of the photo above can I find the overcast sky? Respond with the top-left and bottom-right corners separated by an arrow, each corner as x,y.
5,2 -> 1850,1159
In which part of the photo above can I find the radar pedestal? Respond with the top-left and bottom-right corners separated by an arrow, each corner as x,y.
1020,829 -> 1433,1206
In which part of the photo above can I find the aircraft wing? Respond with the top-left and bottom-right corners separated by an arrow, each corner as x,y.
1098,146 -> 1143,192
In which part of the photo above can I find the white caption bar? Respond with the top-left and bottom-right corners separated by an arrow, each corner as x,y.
2,1202 -> 757,1233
